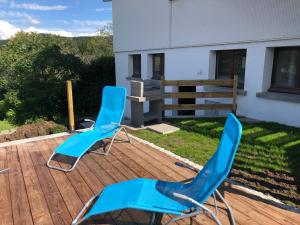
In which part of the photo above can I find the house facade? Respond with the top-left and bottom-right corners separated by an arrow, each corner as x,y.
108,0 -> 300,127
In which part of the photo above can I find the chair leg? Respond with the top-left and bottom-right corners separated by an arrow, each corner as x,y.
150,213 -> 156,225
212,192 -> 218,215
46,152 -> 81,172
109,127 -> 131,144
215,189 -> 236,225
165,211 -> 201,225
0,168 -> 9,174
71,191 -> 102,225
92,127 -> 131,156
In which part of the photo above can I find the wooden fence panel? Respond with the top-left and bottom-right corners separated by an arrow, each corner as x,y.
162,75 -> 238,116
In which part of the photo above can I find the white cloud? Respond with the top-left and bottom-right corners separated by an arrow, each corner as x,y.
0,20 -> 74,39
25,15 -> 40,25
72,19 -> 111,27
0,20 -> 20,39
25,26 -> 73,37
11,2 -> 67,11
0,0 -> 8,4
0,10 -> 40,25
95,8 -> 112,12
0,20 -> 106,40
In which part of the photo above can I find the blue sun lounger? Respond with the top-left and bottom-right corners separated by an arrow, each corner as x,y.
47,86 -> 131,172
72,113 -> 242,225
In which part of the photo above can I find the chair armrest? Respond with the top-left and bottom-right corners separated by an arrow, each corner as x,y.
83,119 -> 95,128
175,162 -> 199,173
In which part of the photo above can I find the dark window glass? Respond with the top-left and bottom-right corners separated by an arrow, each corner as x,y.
178,86 -> 196,116
215,49 -> 246,89
152,53 -> 164,80
270,47 -> 300,94
132,54 -> 141,78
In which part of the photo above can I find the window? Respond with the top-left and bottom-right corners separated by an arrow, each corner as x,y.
215,49 -> 246,89
152,53 -> 164,80
132,54 -> 141,78
270,47 -> 300,94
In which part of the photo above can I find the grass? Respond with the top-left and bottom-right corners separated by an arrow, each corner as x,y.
129,117 -> 300,175
130,117 -> 300,207
0,120 -> 15,132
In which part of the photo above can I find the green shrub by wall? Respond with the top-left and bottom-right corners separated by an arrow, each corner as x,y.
0,32 -> 115,124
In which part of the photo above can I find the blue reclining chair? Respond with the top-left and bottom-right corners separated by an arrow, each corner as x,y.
72,113 -> 242,225
47,86 -> 131,172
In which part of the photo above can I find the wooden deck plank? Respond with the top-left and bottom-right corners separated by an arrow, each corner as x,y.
6,145 -> 34,225
43,139 -> 94,203
17,144 -> 54,225
1,135 -> 299,225
30,146 -> 73,225
0,147 -> 13,225
48,138 -> 134,225
35,143 -> 83,219
90,146 -> 182,225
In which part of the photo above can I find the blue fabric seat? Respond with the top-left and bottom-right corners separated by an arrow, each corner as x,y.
47,86 -> 131,172
72,113 -> 243,225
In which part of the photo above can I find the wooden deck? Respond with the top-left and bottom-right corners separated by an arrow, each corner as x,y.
0,134 -> 299,225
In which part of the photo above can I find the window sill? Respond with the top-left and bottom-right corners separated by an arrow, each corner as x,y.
203,86 -> 247,96
126,76 -> 143,81
256,91 -> 300,103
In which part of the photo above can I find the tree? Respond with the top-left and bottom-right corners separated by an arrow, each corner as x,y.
0,31 -> 115,124
0,32 -> 82,123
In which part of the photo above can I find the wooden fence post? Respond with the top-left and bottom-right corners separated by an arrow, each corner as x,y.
161,75 -> 165,119
232,75 -> 238,115
66,80 -> 75,131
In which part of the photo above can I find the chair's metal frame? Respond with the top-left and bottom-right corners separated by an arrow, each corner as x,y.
71,162 -> 236,225
0,168 -> 9,174
47,122 -> 131,172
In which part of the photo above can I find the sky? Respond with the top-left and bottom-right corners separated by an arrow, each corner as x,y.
0,0 -> 112,39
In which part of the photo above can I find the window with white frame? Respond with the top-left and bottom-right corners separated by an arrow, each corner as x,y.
270,47 -> 300,94
215,49 -> 247,89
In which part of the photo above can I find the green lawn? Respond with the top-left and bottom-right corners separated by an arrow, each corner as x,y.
129,117 -> 300,207
0,120 -> 15,132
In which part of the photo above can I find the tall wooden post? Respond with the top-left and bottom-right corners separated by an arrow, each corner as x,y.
67,80 -> 75,131
160,75 -> 165,120
232,75 -> 238,115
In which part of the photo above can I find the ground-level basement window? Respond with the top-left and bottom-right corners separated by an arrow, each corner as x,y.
131,54 -> 141,78
215,49 -> 246,89
152,53 -> 164,80
270,47 -> 300,94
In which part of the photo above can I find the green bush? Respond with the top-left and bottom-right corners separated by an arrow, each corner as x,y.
50,124 -> 67,134
0,32 -> 114,125
0,100 -> 6,119
6,109 -> 16,123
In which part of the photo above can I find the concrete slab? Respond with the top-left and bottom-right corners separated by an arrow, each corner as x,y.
147,123 -> 179,135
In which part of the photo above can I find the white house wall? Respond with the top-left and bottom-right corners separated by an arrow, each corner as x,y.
112,0 -> 300,52
112,0 -> 171,52
171,0 -> 300,48
116,38 -> 300,127
112,0 -> 300,127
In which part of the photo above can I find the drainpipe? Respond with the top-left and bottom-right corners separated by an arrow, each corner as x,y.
169,0 -> 173,48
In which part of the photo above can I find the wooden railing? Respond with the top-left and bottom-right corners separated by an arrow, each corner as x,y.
162,75 -> 238,116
